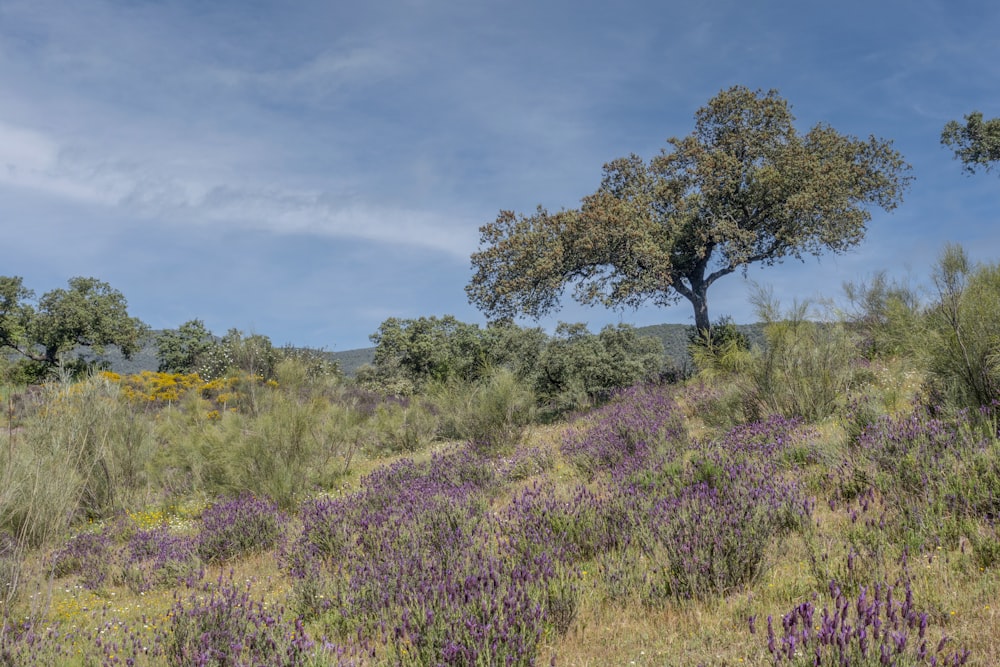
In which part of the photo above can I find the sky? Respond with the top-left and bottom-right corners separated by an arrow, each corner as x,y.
1,0 -> 998,351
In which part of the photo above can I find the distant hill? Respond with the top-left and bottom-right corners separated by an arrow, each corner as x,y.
74,334 -> 161,376
634,322 -> 766,373
329,347 -> 376,377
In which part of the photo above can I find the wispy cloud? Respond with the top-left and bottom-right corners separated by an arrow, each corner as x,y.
0,113 -> 476,257
203,45 -> 406,105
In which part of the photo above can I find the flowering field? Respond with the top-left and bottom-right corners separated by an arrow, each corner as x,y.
1,370 -> 998,665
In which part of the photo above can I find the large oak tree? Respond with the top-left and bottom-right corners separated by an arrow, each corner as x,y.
0,276 -> 148,379
467,86 -> 912,334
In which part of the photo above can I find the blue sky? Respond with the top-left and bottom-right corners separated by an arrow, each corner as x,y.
1,0 -> 997,351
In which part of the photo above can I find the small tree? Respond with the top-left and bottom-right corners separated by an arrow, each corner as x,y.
369,315 -> 487,388
533,322 -> 664,410
941,111 -> 1000,175
467,86 -> 912,334
0,276 -> 148,380
197,329 -> 277,381
157,319 -> 215,374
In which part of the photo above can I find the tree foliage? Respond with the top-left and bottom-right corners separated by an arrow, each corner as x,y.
534,322 -> 664,409
362,316 -> 548,394
369,315 -> 489,387
157,321 -> 337,382
467,86 -> 912,333
363,314 -> 664,412
0,276 -> 148,380
156,319 -> 215,374
941,111 -> 1000,175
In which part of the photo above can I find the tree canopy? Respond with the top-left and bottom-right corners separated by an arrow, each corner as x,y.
941,111 -> 1000,175
0,276 -> 148,380
156,319 -> 215,374
467,86 -> 912,334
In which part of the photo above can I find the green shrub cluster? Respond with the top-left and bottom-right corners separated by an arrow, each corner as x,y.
361,315 -> 666,415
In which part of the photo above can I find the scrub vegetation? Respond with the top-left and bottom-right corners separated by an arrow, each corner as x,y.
0,86 -> 998,665
0,244 -> 998,665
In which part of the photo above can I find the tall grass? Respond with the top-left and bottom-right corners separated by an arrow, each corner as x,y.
429,367 -> 536,454
747,293 -> 862,422
0,378 -> 155,547
153,361 -> 368,508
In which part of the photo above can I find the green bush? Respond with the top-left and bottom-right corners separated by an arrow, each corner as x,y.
153,361 -> 358,508
742,290 -> 862,422
463,368 -> 536,454
367,400 -> 439,455
428,368 -> 536,454
533,323 -> 664,413
689,316 -> 753,378
8,379 -> 154,534
923,244 -> 1000,410
842,271 -> 923,359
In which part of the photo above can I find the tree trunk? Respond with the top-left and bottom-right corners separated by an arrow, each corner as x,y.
689,284 -> 711,337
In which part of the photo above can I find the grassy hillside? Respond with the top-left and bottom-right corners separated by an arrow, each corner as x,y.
0,344 -> 996,664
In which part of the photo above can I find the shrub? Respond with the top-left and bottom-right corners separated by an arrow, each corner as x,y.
924,244 -> 1000,411
197,494 -> 286,564
743,290 -> 861,422
367,399 -> 439,455
50,531 -> 112,590
166,575 -> 334,667
120,526 -> 202,593
646,466 -> 806,601
155,379 -> 361,508
757,579 -> 971,666
2,377 -> 156,544
843,271 -> 923,359
430,368 -> 536,454
689,315 -> 753,377
533,323 -> 664,413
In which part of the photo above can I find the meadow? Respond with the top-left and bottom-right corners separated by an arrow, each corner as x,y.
1,275 -> 999,665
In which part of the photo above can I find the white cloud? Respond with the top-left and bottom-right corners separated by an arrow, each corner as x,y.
0,118 -> 475,257
0,122 -> 57,170
0,121 -> 112,203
